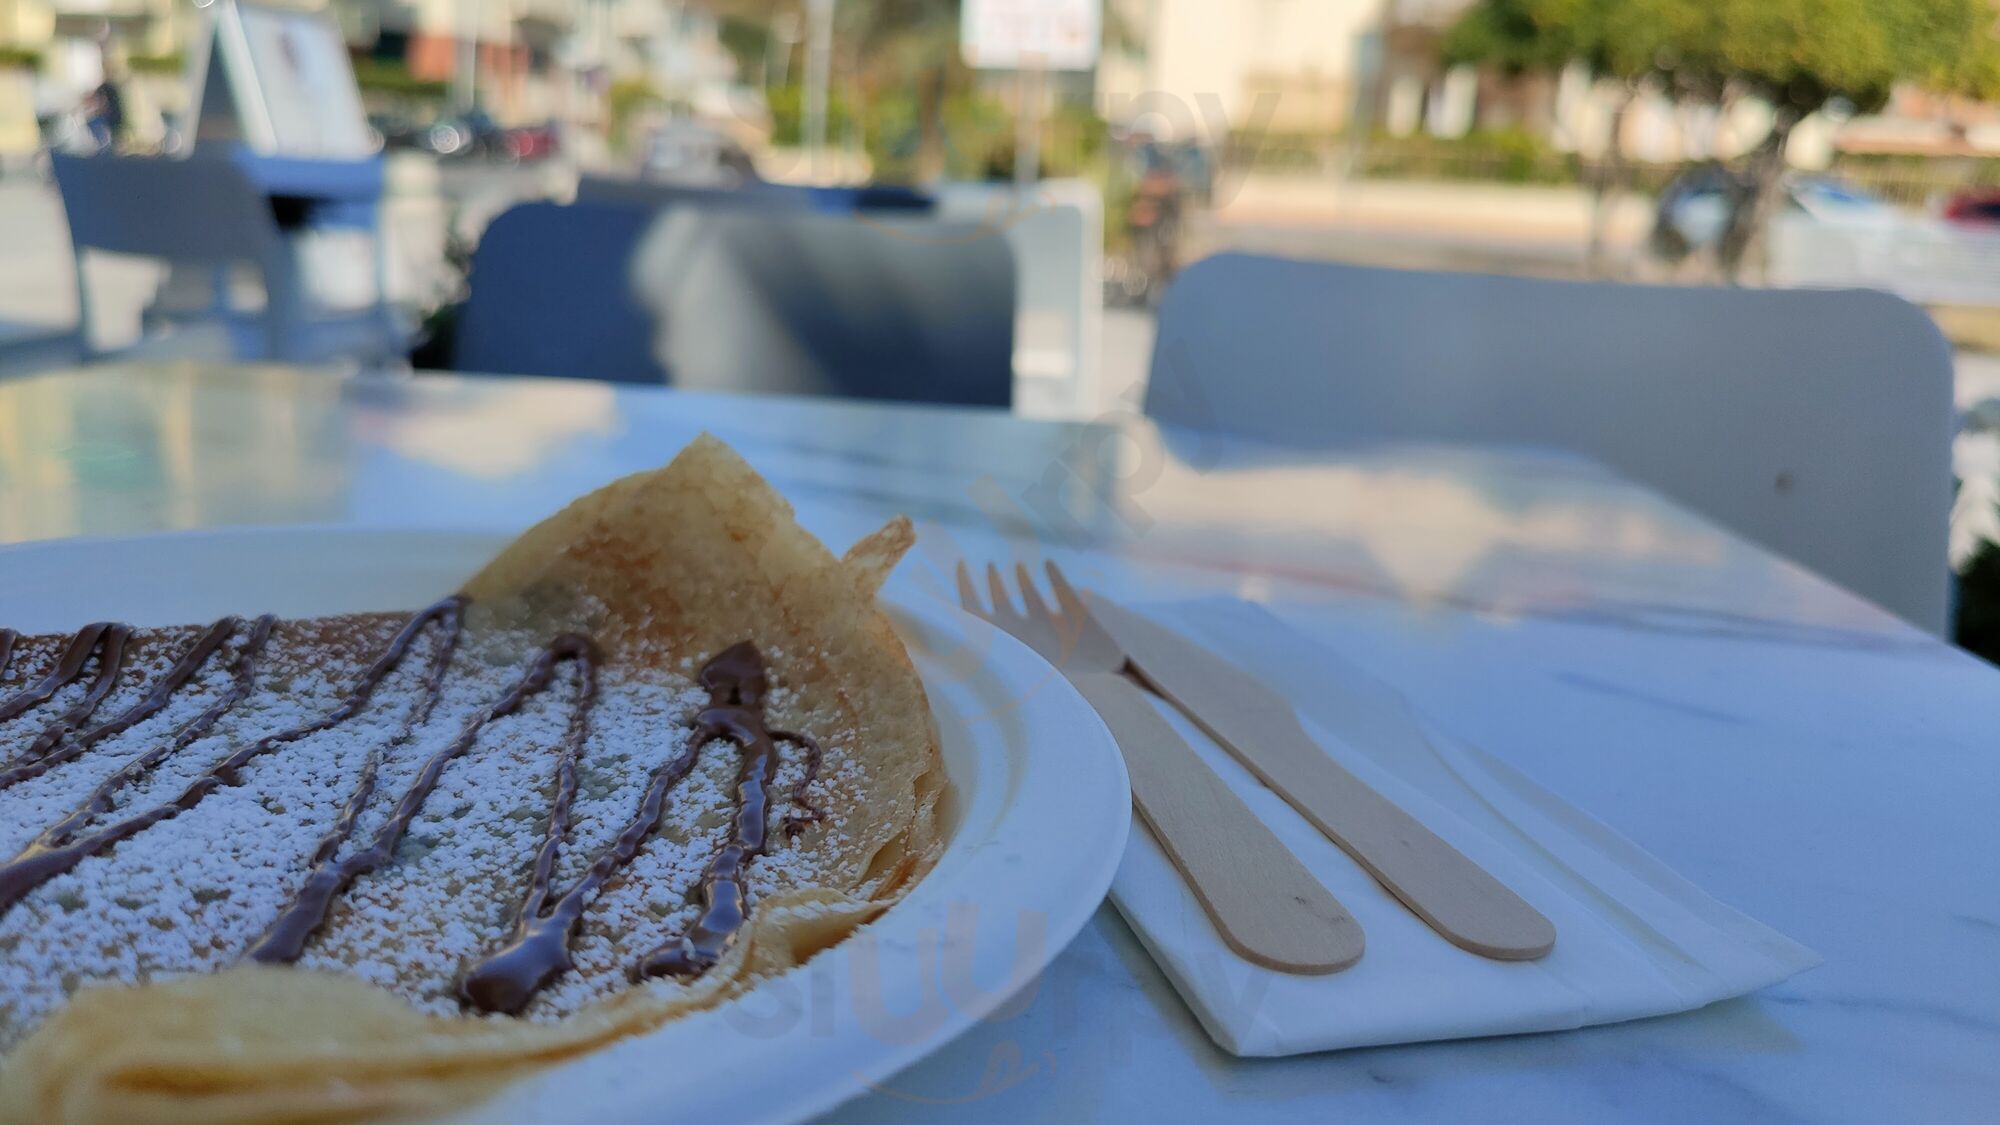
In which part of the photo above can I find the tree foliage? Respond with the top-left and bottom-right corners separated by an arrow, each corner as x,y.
1445,0 -> 1999,115
1442,0 -> 1577,76
706,0 -> 964,177
1920,1 -> 2000,101
1445,0 -> 2000,278
706,0 -> 960,71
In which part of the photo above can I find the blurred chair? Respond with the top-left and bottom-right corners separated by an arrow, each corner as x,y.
51,152 -> 401,364
575,175 -> 935,215
630,206 -> 1015,408
1146,254 -> 1955,633
455,199 -> 1014,405
452,200 -> 665,383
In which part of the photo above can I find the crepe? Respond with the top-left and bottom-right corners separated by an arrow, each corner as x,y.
0,435 -> 945,1123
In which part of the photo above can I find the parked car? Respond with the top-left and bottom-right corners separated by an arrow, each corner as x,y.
1652,168 -> 1902,264
367,112 -> 428,152
642,121 -> 758,186
1750,175 -> 2000,307
503,120 -> 560,163
1943,188 -> 2000,227
1169,140 -> 1215,206
424,109 -> 506,159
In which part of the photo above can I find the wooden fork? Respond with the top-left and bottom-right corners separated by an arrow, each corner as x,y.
956,560 -> 1364,975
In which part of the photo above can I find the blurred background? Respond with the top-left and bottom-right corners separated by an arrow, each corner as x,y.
3,0 -> 2000,648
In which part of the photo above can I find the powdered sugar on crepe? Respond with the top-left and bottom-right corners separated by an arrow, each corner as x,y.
0,619 -> 849,1044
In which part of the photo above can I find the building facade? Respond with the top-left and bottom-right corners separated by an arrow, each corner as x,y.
0,0 -> 184,108
1097,0 -> 1385,139
332,0 -> 735,125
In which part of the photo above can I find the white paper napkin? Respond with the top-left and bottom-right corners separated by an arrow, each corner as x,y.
1108,597 -> 1819,1057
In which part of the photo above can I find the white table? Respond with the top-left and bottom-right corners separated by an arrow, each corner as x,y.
0,363 -> 1993,1122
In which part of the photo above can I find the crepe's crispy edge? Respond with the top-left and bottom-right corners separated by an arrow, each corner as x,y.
1,891 -> 888,1125
0,436 -> 940,1124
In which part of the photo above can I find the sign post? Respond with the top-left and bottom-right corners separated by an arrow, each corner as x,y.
804,0 -> 834,181
1013,62 -> 1041,186
960,0 -> 1101,186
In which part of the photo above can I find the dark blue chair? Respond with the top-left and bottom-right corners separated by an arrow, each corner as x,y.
574,175 -> 934,215
632,206 -> 1015,408
452,200 -> 666,383
451,198 -> 1016,408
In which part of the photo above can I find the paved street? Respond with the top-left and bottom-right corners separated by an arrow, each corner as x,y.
1197,174 -> 1654,280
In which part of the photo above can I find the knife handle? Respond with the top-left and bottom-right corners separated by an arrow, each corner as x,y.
1068,671 -> 1364,975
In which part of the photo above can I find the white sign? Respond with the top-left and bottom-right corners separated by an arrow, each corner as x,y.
183,0 -> 373,158
961,0 -> 1102,71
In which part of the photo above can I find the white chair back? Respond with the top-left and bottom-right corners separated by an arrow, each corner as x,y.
1146,254 -> 1955,633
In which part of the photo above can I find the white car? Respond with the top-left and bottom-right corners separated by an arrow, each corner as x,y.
643,122 -> 759,187
1766,177 -> 2000,306
1657,171 -> 2000,305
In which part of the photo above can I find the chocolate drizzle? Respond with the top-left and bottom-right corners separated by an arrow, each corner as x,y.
0,618 -> 238,793
629,642 -> 805,984
456,652 -> 687,1015
247,626 -> 588,965
0,605 -> 825,1018
773,729 -> 828,836
0,623 -> 132,767
28,616 -> 275,853
458,641 -> 820,1013
0,599 -> 461,914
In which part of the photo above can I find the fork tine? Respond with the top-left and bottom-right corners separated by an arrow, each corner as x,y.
1014,562 -> 1055,625
985,562 -> 1016,621
954,560 -> 983,616
1043,559 -> 1090,621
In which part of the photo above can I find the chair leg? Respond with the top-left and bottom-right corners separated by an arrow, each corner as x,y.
210,266 -> 232,318
70,245 -> 96,362
261,244 -> 307,363
371,227 -> 404,364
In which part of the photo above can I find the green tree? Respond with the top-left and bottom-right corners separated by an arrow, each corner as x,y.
709,0 -> 963,180
1442,0 -> 1577,76
1916,3 -> 2000,136
706,0 -> 1127,182
1445,0 -> 1997,280
1704,0 -> 1991,279
1446,0 -> 1687,274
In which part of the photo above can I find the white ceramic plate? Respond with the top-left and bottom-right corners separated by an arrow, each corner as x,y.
0,526 -> 1130,1123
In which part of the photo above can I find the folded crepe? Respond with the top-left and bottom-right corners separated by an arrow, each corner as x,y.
0,435 -> 946,1123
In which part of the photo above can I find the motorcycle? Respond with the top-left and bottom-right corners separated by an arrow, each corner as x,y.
1107,142 -> 1189,308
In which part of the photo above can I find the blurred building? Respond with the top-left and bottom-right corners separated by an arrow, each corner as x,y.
332,0 -> 736,125
0,1 -> 739,138
0,0 -> 186,110
1097,0 -> 1384,138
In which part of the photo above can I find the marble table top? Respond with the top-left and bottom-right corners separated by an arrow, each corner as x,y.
0,362 -> 1992,1122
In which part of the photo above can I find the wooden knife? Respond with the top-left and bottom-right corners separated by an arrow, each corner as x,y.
1087,598 -> 1557,961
